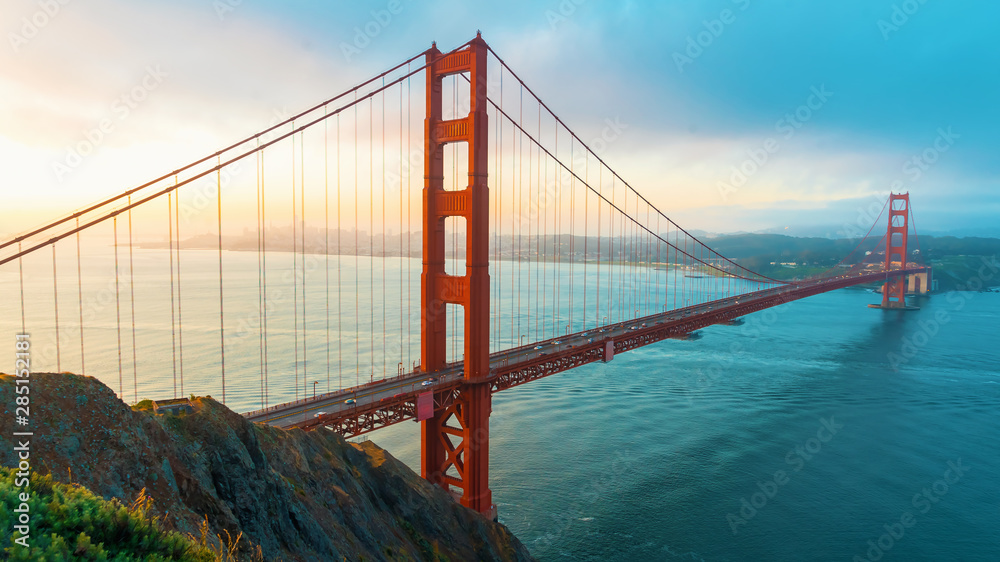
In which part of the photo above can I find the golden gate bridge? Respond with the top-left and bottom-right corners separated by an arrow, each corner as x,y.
1,33 -> 929,520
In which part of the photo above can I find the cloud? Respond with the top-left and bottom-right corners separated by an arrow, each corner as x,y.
0,0 -> 370,225
1,0 -> 995,237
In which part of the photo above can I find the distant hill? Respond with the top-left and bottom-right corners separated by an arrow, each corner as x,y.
707,233 -> 1000,288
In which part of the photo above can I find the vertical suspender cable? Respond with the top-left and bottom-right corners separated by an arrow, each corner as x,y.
683,233 -> 688,307
583,150 -> 588,328
539,112 -> 546,338
325,106 -> 331,392
128,196 -> 137,402
217,157 -> 226,405
607,175 -> 613,323
18,242 -> 25,334
337,113 -> 342,389
497,74 -> 503,348
524,91 -> 531,343
495,103 -> 501,348
641,205 -> 647,315
370,92 -> 375,379
535,104 -> 542,338
509,87 -> 515,346
406,66 -> 412,368
625,192 -> 638,319
399,79 -> 404,372
651,206 -> 656,312
499,73 -> 504,348
619,181 -> 625,322
293,123 -> 300,402
568,138 -> 574,332
657,212 -> 662,311
175,188 -> 184,396
633,194 -> 639,317
114,217 -> 122,397
673,227 -> 678,310
52,245 -> 60,372
596,165 -> 602,326
168,194 -> 177,398
300,129 -> 307,399
625,179 -> 631,318
553,119 -> 559,334
257,139 -> 265,408
261,148 -> 269,413
647,205 -> 653,314
76,219 -> 85,375
517,85 -> 523,344
382,80 -> 387,378
355,96 -> 360,387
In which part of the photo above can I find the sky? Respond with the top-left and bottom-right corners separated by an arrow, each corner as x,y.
1,0 -> 997,239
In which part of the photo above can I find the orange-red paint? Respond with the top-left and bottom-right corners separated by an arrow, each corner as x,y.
420,34 -> 495,518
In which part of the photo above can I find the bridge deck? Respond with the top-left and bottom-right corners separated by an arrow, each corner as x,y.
243,266 -> 928,436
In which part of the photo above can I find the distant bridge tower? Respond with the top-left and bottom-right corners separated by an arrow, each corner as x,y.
880,192 -> 910,308
420,34 -> 495,519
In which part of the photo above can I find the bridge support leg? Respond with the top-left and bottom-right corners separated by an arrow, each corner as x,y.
420,34 -> 495,519
463,382 -> 493,516
420,384 -> 493,517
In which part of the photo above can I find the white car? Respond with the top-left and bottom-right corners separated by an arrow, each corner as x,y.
313,411 -> 329,417
421,378 -> 436,386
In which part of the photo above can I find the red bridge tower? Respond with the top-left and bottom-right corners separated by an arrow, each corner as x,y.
880,192 -> 910,308
420,34 -> 495,519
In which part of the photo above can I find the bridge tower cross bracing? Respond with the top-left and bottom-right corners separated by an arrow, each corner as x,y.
881,192 -> 910,308
419,34 -> 495,519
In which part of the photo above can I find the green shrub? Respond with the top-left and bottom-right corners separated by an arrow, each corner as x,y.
1,468 -> 216,560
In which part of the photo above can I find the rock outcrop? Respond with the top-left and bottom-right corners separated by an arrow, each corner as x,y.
0,373 -> 534,561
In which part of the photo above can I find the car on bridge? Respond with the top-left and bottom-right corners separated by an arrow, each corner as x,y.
421,378 -> 437,386
533,345 -> 544,350
344,398 -> 356,405
313,411 -> 328,417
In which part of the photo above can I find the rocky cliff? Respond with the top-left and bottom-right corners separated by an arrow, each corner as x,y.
0,373 -> 534,561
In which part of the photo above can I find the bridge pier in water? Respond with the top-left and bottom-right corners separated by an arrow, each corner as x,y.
419,34 -> 496,519
907,270 -> 933,296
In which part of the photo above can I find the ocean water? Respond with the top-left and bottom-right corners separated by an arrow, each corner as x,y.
360,278 -> 1000,561
2,249 -> 998,560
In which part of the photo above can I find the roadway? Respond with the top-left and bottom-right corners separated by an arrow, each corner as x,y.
244,265 -> 927,430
